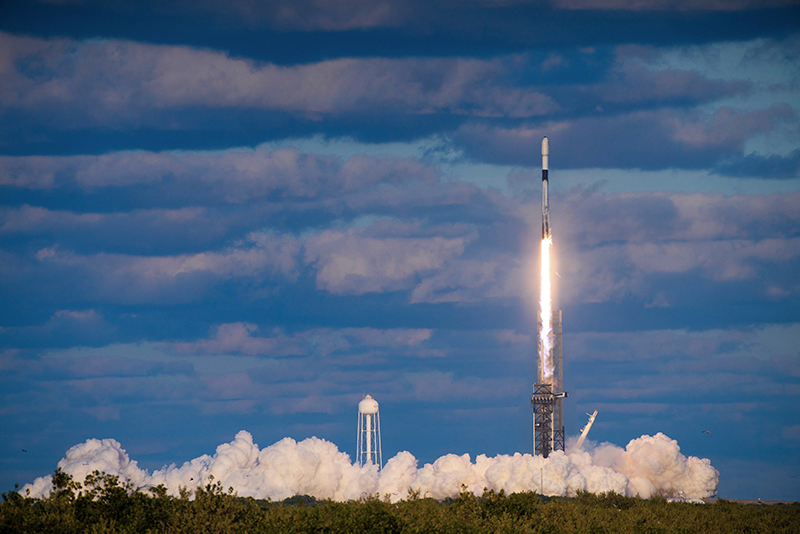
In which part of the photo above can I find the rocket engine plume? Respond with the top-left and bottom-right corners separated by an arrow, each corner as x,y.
539,236 -> 553,381
539,137 -> 554,382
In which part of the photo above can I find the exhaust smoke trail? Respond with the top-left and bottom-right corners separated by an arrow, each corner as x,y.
20,431 -> 719,501
539,235 -> 553,382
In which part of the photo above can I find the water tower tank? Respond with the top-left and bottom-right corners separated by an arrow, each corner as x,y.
359,395 -> 379,415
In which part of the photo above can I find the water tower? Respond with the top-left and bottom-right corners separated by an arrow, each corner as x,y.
356,394 -> 382,469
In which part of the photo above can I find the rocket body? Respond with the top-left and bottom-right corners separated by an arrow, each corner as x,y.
542,137 -> 551,239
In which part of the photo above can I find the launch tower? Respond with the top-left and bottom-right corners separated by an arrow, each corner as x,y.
533,310 -> 566,457
532,137 -> 567,458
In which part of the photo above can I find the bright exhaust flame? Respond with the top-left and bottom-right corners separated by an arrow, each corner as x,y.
539,236 -> 553,381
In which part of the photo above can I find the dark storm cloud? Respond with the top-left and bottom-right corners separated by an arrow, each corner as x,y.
714,149 -> 800,179
558,45 -> 752,112
3,347 -> 194,381
0,231 -> 302,310
554,0 -> 799,10
0,309 -> 116,349
0,205 -> 246,255
2,1 -> 798,65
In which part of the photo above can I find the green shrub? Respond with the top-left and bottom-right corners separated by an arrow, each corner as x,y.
2,471 -> 799,534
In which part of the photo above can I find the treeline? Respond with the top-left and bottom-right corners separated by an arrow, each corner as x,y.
1,470 -> 798,534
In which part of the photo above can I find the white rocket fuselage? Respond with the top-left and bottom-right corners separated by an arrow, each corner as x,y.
542,137 -> 551,239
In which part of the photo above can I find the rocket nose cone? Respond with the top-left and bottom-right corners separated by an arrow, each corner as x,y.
541,137 -> 549,156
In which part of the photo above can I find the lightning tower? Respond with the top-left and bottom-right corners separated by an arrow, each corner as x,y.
532,137 -> 567,458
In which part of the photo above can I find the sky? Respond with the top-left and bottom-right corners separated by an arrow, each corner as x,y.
1,0 -> 799,501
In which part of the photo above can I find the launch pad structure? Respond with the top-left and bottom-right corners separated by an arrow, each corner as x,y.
532,310 -> 567,457
532,136 -> 568,458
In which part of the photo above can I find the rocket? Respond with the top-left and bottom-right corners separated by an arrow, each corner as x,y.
541,136 -> 551,239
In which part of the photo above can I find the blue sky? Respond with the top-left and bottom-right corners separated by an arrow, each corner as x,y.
1,0 -> 798,500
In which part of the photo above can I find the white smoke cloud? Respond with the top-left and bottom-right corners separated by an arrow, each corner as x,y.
21,430 -> 718,502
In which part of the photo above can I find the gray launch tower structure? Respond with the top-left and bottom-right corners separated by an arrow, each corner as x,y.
532,137 -> 567,458
532,310 -> 566,457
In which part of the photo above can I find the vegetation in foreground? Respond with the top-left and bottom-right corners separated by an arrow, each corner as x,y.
2,470 -> 798,533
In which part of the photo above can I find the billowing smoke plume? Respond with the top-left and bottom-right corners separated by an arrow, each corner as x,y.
21,431 -> 718,501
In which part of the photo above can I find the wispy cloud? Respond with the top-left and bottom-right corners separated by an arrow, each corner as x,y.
0,32 -> 556,126
554,0 -> 799,11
